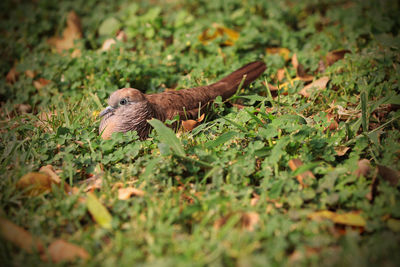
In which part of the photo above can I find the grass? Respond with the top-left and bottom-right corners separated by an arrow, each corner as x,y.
1,0 -> 400,266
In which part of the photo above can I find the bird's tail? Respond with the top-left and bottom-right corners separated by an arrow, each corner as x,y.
208,61 -> 266,100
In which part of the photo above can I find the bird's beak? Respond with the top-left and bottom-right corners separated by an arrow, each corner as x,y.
99,106 -> 115,118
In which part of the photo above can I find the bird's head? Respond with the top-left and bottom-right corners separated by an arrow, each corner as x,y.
99,88 -> 154,139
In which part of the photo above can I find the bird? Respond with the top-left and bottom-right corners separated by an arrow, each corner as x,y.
99,61 -> 266,139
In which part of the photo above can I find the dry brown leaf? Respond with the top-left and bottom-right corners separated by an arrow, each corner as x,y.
354,159 -> 371,178
17,167 -> 73,195
266,82 -> 279,91
39,165 -> 61,183
317,59 -> 326,73
33,78 -> 51,90
46,239 -> 89,263
377,165 -> 400,186
250,193 -> 260,206
292,54 -> 314,82
38,110 -> 57,122
16,172 -> 55,196
326,49 -> 350,66
308,210 -> 366,227
365,173 -> 378,202
240,212 -> 260,231
0,217 -> 44,253
334,146 -> 350,156
36,110 -> 58,130
118,187 -> 145,200
15,103 -> 32,114
100,38 -> 117,51
83,178 -> 102,192
82,164 -> 104,192
100,31 -> 127,52
199,24 -> 239,46
197,113 -> 205,122
266,47 -> 290,61
47,11 -> 82,54
6,66 -> 19,84
182,113 -> 205,132
38,165 -> 76,194
276,68 -> 285,81
326,113 -> 338,131
214,212 -> 260,232
25,70 -> 36,79
288,159 -> 315,187
182,120 -> 198,132
231,103 -> 246,110
299,76 -> 330,97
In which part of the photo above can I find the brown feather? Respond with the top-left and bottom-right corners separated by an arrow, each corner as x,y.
99,61 -> 266,139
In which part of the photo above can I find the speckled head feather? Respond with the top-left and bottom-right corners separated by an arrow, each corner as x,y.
99,61 -> 266,139
108,88 -> 146,108
99,88 -> 156,139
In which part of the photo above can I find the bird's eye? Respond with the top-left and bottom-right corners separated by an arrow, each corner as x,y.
119,99 -> 128,105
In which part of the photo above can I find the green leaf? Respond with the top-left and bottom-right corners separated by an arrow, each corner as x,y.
87,192 -> 112,230
268,179 -> 284,199
148,119 -> 185,157
205,131 -> 238,148
99,17 -> 120,36
259,125 -> 278,139
361,88 -> 368,132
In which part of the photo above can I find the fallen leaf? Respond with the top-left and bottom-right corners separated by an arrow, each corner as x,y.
47,11 -> 82,54
181,120 -> 198,131
377,165 -> 400,186
83,178 -> 102,192
354,159 -> 371,178
16,172 -> 54,196
6,66 -> 19,84
100,38 -> 117,51
82,164 -> 104,192
116,31 -> 127,42
47,239 -> 89,263
266,82 -> 279,91
0,217 -> 44,253
199,24 -> 239,46
100,30 -> 127,52
276,68 -> 285,81
308,210 -> 366,227
231,103 -> 246,110
35,110 -> 58,130
17,168 -> 73,195
86,192 -> 112,229
181,114 -> 205,132
317,59 -> 326,73
266,47 -> 290,61
118,187 -> 145,200
326,49 -> 350,66
250,198 -> 259,206
334,146 -> 350,156
15,103 -> 32,114
240,212 -> 260,231
299,76 -> 330,97
288,159 -> 315,187
326,113 -> 338,131
25,70 -> 36,79
33,78 -> 51,90
39,165 -> 75,194
292,54 -> 314,82
214,212 -> 260,232
39,165 -> 61,183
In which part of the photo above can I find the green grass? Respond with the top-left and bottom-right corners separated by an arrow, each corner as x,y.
1,0 -> 400,266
